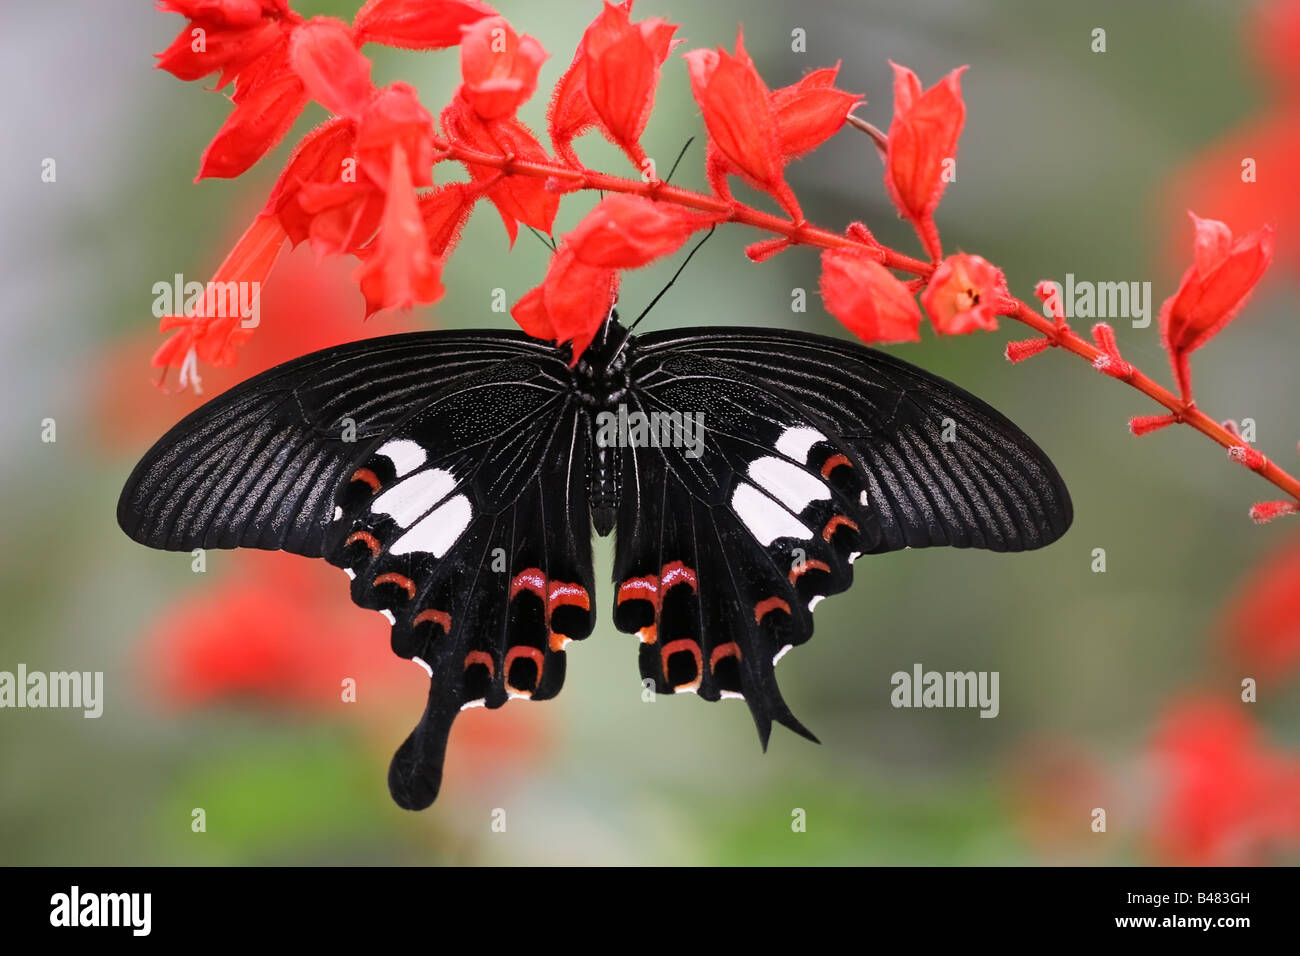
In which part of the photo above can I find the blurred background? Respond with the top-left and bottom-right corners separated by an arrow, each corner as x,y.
2,0 -> 1299,865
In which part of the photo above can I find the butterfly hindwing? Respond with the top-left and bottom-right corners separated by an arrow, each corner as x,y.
118,331 -> 595,811
612,329 -> 1071,744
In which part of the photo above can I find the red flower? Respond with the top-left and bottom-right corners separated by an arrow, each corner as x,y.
1160,213 -> 1274,399
512,245 -> 619,362
152,214 -> 289,388
548,2 -> 678,171
354,82 -> 437,188
458,15 -> 548,121
1221,539 -> 1300,678
354,144 -> 445,315
352,0 -> 497,51
884,62 -> 966,237
685,30 -> 859,221
819,248 -> 921,344
289,16 -> 375,119
157,0 -> 309,179
565,195 -> 720,269
1148,695 -> 1300,865
921,253 -> 1005,334
441,93 -> 559,244
771,64 -> 862,160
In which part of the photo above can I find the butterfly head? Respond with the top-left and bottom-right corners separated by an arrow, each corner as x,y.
572,308 -> 632,407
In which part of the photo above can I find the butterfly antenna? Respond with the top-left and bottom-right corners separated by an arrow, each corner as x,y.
664,136 -> 694,184
613,224 -> 716,359
525,225 -> 557,253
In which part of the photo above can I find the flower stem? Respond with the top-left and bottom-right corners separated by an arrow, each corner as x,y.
430,136 -> 1300,508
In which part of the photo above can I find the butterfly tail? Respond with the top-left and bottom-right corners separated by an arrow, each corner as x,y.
388,678 -> 458,811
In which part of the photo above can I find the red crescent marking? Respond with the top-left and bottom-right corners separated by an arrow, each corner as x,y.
509,567 -> 547,600
788,560 -> 831,585
413,608 -> 451,633
660,638 -> 703,689
546,581 -> 590,615
822,514 -> 860,542
618,575 -> 659,605
820,454 -> 851,479
710,641 -> 742,670
464,650 -> 494,676
345,530 -> 381,557
754,596 -> 792,623
504,646 -> 545,695
350,468 -> 381,492
372,572 -> 415,599
660,561 -> 698,592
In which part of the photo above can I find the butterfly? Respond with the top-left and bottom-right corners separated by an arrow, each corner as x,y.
118,311 -> 1072,809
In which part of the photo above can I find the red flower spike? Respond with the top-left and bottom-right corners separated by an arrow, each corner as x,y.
565,195 -> 721,269
1005,337 -> 1051,363
418,183 -> 480,259
684,30 -> 801,219
352,0 -> 497,51
819,249 -> 921,344
771,64 -> 862,160
549,1 -> 679,170
845,221 -> 879,248
1160,213 -> 1275,399
921,253 -> 1005,335
511,246 -> 619,362
156,0 -> 296,89
354,144 -> 444,315
196,69 -> 307,179
153,214 -> 289,389
458,16 -> 548,121
1250,501 -> 1299,524
289,17 -> 374,119
1034,278 -> 1066,323
263,117 -> 358,245
1129,414 -> 1178,436
884,62 -> 967,229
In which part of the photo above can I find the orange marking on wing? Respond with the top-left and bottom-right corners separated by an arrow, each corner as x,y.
546,581 -> 590,615
504,646 -> 545,695
510,567 -> 547,601
660,638 -> 703,690
660,561 -> 698,592
345,530 -> 381,557
788,560 -> 831,585
372,572 -> 415,599
413,608 -> 451,633
822,514 -> 860,542
820,454 -> 851,478
637,624 -> 658,645
548,632 -> 571,652
464,650 -> 494,676
754,596 -> 792,623
618,575 -> 659,605
350,468 -> 381,492
710,641 -> 742,670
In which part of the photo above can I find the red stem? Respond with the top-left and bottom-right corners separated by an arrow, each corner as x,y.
430,135 -> 1300,507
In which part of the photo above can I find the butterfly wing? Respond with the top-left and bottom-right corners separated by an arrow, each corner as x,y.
612,327 -> 1071,743
118,331 -> 596,810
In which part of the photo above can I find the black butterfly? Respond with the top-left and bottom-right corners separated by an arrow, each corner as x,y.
118,312 -> 1071,809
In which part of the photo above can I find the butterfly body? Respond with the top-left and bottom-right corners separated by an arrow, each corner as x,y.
119,313 -> 1071,809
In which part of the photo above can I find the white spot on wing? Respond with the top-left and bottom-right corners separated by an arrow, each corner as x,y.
333,506 -> 342,522
376,439 -> 427,477
849,551 -> 862,564
775,425 -> 826,463
731,482 -> 813,546
372,468 -> 456,528
773,643 -> 794,665
379,609 -> 396,625
808,595 -> 824,612
460,698 -> 486,711
390,494 -> 473,557
749,456 -> 830,514
859,490 -> 869,507
412,656 -> 432,677
720,690 -> 745,700
343,568 -> 356,580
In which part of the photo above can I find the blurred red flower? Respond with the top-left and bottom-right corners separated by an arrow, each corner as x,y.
819,248 -> 921,344
1221,539 -> 1300,679
1148,695 -> 1300,865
